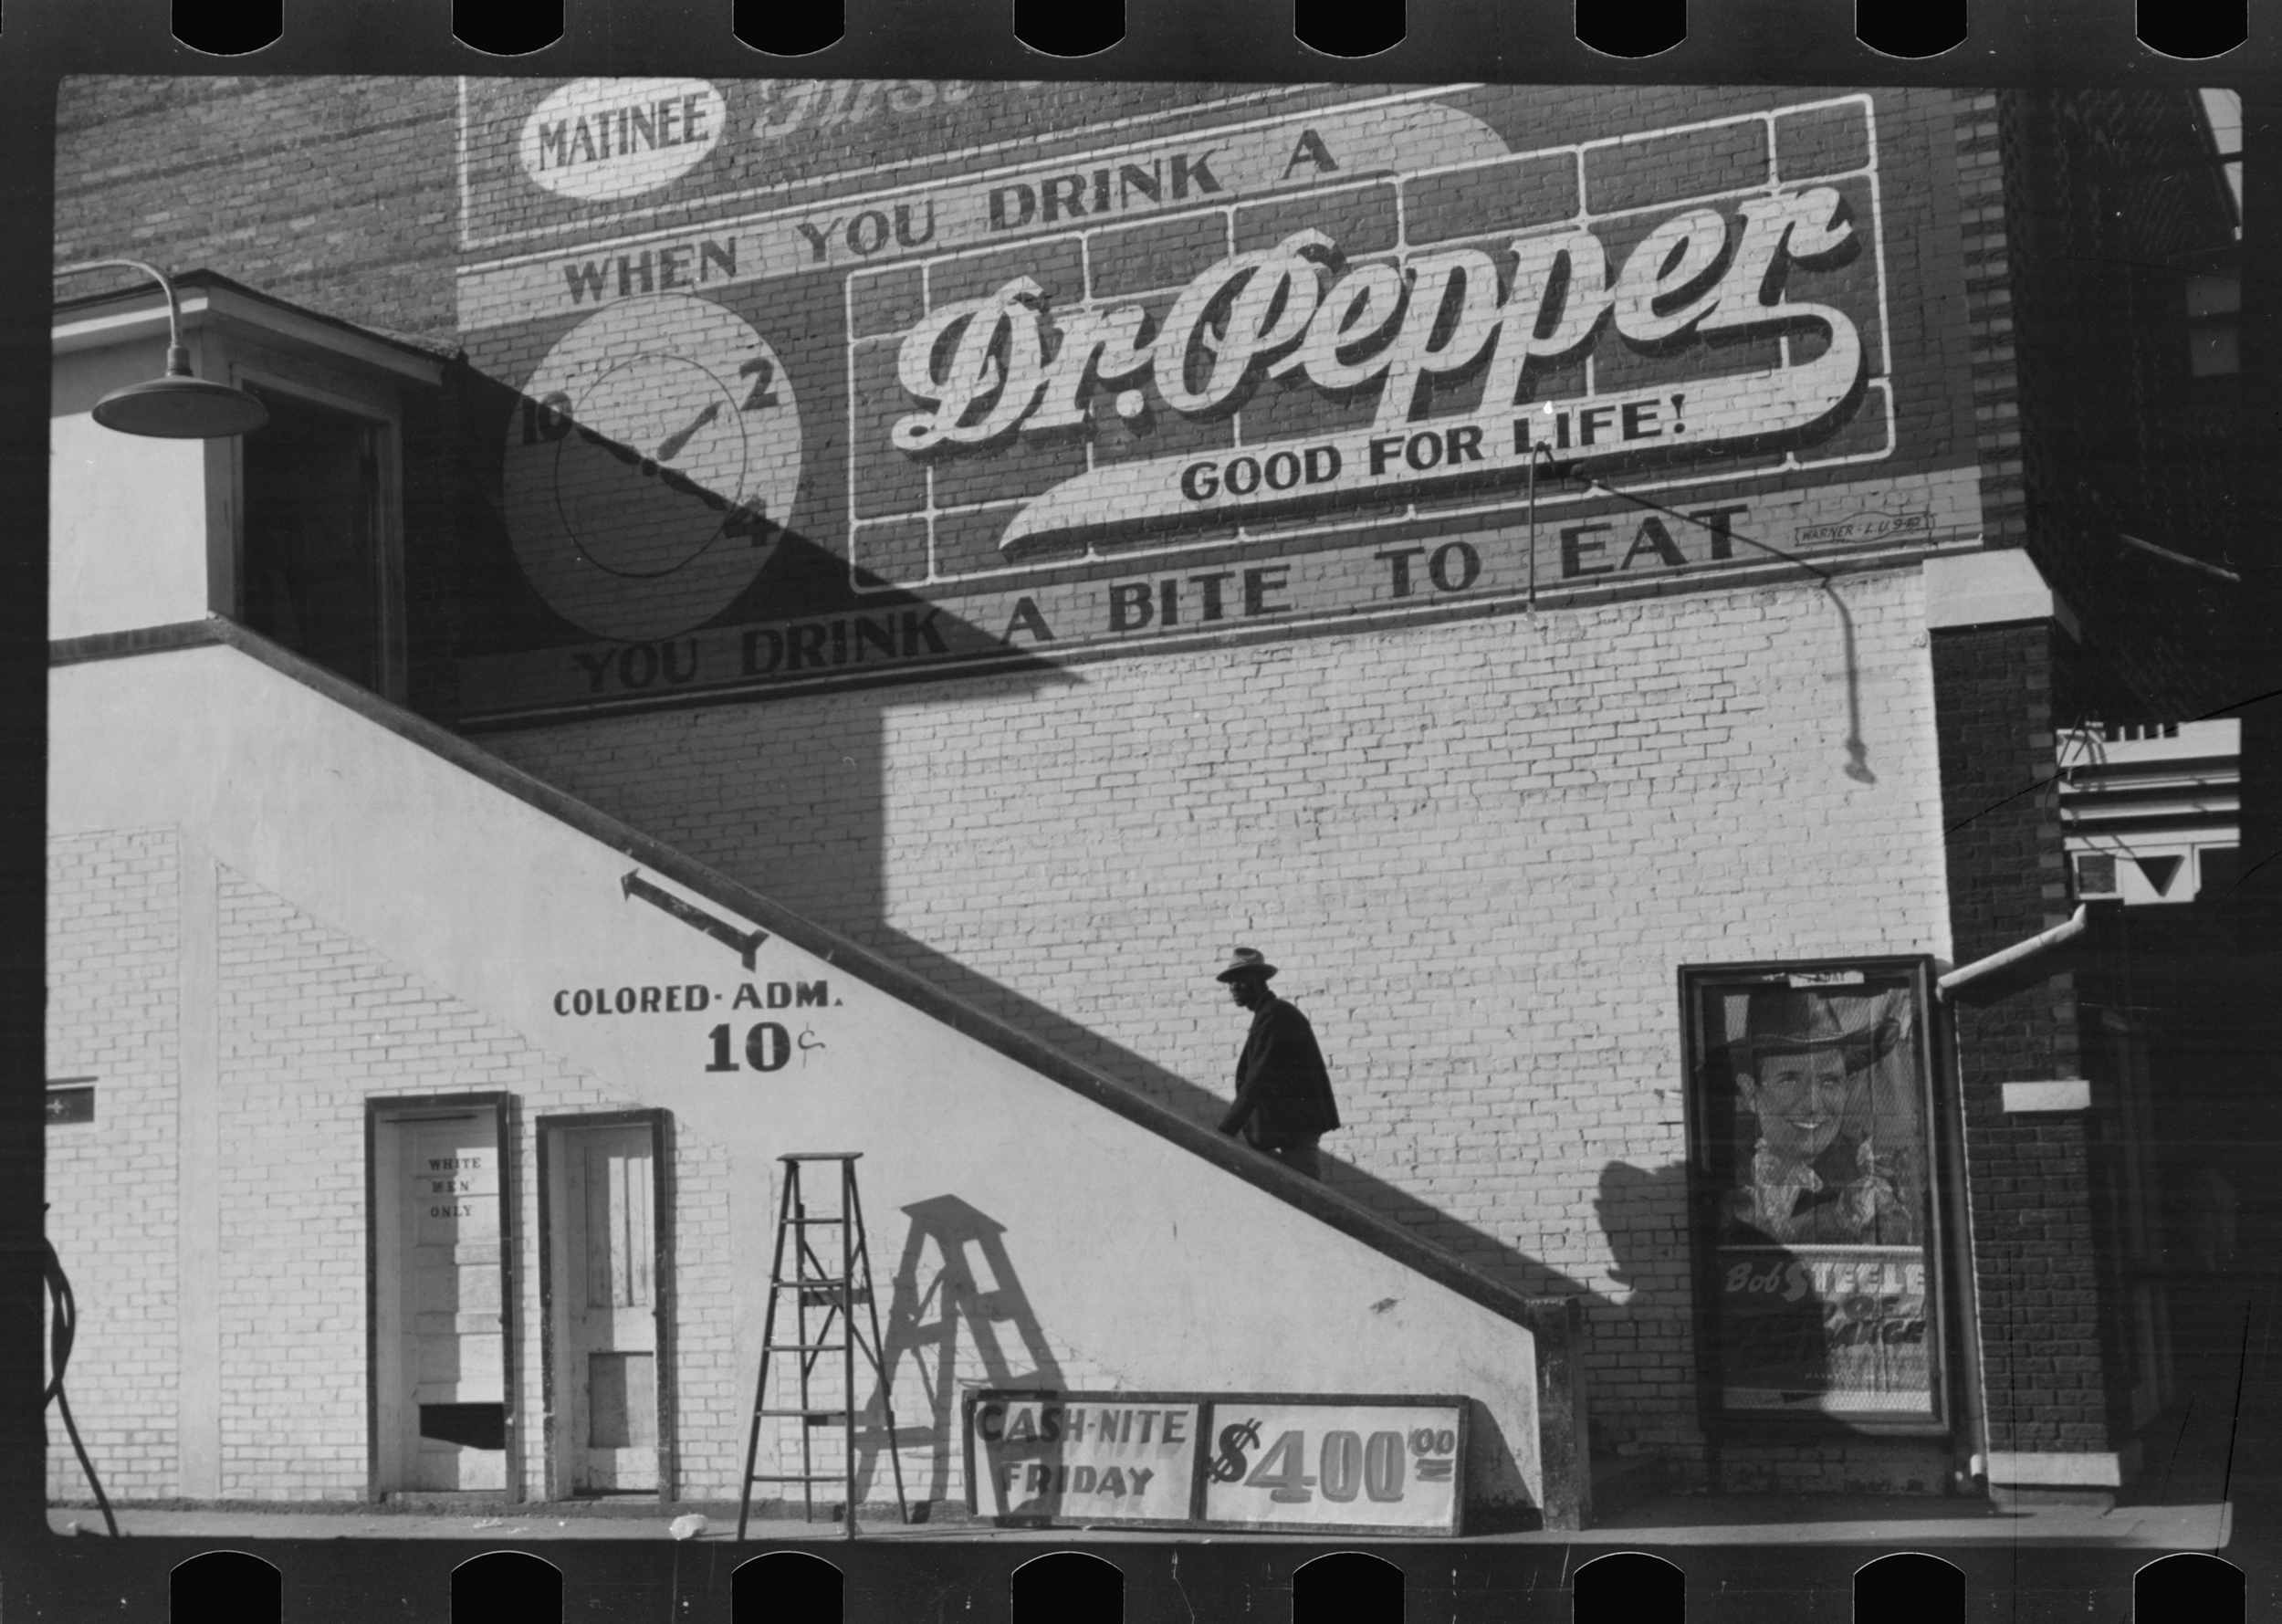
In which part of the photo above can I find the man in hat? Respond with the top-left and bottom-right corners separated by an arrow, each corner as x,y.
1215,948 -> 1341,1179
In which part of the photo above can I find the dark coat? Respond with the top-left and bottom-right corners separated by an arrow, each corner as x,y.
1219,997 -> 1340,1147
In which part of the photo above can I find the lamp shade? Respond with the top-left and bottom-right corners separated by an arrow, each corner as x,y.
91,373 -> 271,439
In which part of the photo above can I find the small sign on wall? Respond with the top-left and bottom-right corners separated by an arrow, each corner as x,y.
44,1082 -> 95,1126
964,1389 -> 1467,1535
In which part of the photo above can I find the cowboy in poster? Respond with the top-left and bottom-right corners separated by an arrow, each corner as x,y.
1700,985 -> 1935,1416
1720,996 -> 1918,1249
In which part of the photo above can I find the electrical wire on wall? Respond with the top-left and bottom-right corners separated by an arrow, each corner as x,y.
43,1208 -> 118,1537
1537,456 -> 1879,783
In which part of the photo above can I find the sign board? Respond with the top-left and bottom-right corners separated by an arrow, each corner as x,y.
1678,957 -> 1951,1430
964,1389 -> 1468,1535
1196,1397 -> 1465,1534
43,1083 -> 95,1126
454,83 -> 1979,721
967,1391 -> 1203,1528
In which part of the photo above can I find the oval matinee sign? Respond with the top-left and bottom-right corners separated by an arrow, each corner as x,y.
520,79 -> 727,203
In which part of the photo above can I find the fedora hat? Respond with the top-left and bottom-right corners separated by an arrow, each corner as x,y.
1216,947 -> 1278,983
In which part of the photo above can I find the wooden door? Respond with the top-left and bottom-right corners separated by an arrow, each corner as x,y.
401,1115 -> 506,1491
561,1126 -> 659,1492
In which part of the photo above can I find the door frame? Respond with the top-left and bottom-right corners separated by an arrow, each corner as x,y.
225,343 -> 409,703
535,1108 -> 676,1503
364,1092 -> 518,1503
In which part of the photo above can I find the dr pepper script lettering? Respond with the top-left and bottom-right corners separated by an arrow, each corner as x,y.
888,189 -> 1864,552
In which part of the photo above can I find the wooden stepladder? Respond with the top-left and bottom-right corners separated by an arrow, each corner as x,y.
738,1153 -> 908,1540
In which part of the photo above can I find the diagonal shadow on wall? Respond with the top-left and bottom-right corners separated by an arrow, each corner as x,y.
865,924 -> 1607,1309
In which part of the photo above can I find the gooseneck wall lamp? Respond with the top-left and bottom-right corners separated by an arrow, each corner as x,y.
54,259 -> 270,438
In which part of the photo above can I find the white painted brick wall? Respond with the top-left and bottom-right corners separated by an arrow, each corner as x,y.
488,566 -> 1952,1477
47,839 -> 748,1503
46,829 -> 183,1503
47,568 -> 1952,1501
211,868 -> 747,1500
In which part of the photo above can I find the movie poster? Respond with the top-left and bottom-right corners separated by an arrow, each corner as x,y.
1681,960 -> 1945,1424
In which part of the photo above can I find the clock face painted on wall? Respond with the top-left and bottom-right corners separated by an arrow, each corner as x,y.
503,294 -> 803,643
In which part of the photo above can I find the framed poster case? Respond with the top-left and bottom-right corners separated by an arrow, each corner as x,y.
1677,956 -> 1956,1436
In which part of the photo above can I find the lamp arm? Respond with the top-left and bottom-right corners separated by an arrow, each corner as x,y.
54,258 -> 191,375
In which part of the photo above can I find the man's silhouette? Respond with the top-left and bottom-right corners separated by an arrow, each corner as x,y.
1215,948 -> 1340,1180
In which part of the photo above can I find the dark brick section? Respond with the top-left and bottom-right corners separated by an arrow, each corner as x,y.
1986,89 -> 2240,719
55,77 -> 460,345
1932,622 -> 2113,1458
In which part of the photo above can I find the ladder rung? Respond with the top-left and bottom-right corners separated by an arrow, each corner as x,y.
772,1279 -> 865,1292
756,1407 -> 852,1418
747,1472 -> 855,1483
765,1342 -> 846,1352
790,1216 -> 846,1225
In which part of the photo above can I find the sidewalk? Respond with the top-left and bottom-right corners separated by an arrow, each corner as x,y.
43,1493 -> 2233,1548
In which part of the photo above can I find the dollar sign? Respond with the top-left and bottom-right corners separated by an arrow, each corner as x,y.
1209,1418 -> 1261,1483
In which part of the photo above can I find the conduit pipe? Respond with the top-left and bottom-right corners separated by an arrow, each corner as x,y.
1935,905 -> 2090,1002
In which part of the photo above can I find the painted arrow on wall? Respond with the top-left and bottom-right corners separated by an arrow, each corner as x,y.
622,870 -> 770,969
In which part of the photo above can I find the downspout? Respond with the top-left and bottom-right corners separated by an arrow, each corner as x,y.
1937,906 -> 2090,1001
1935,903 -> 2091,1494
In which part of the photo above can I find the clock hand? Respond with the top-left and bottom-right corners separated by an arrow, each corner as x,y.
654,401 -> 722,463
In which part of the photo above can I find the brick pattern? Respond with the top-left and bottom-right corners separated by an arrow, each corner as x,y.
1931,623 -> 2111,1457
45,830 -> 183,1502
1986,89 -> 2239,720
1952,91 -> 2027,558
207,865 -> 759,1500
49,77 -> 2234,1500
46,833 -> 769,1502
54,76 -> 460,345
488,565 -> 1952,1490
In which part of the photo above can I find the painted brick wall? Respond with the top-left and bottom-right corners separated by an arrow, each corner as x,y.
45,829 -> 183,1503
193,855 -> 1132,1507
46,830 -> 759,1503
486,562 -> 1954,1488
1931,621 -> 2113,1459
209,864 -> 752,1501
45,74 -> 2148,1499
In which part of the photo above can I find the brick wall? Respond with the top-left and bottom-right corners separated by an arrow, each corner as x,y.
1992,88 -> 2239,719
212,865 -> 755,1500
486,562 -> 1953,1488
55,77 -> 460,345
45,830 -> 183,1502
1931,621 -> 2115,1460
47,74 -> 2165,1498
46,832 -> 751,1503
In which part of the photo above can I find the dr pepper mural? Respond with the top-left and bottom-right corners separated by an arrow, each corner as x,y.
452,82 -> 1982,721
